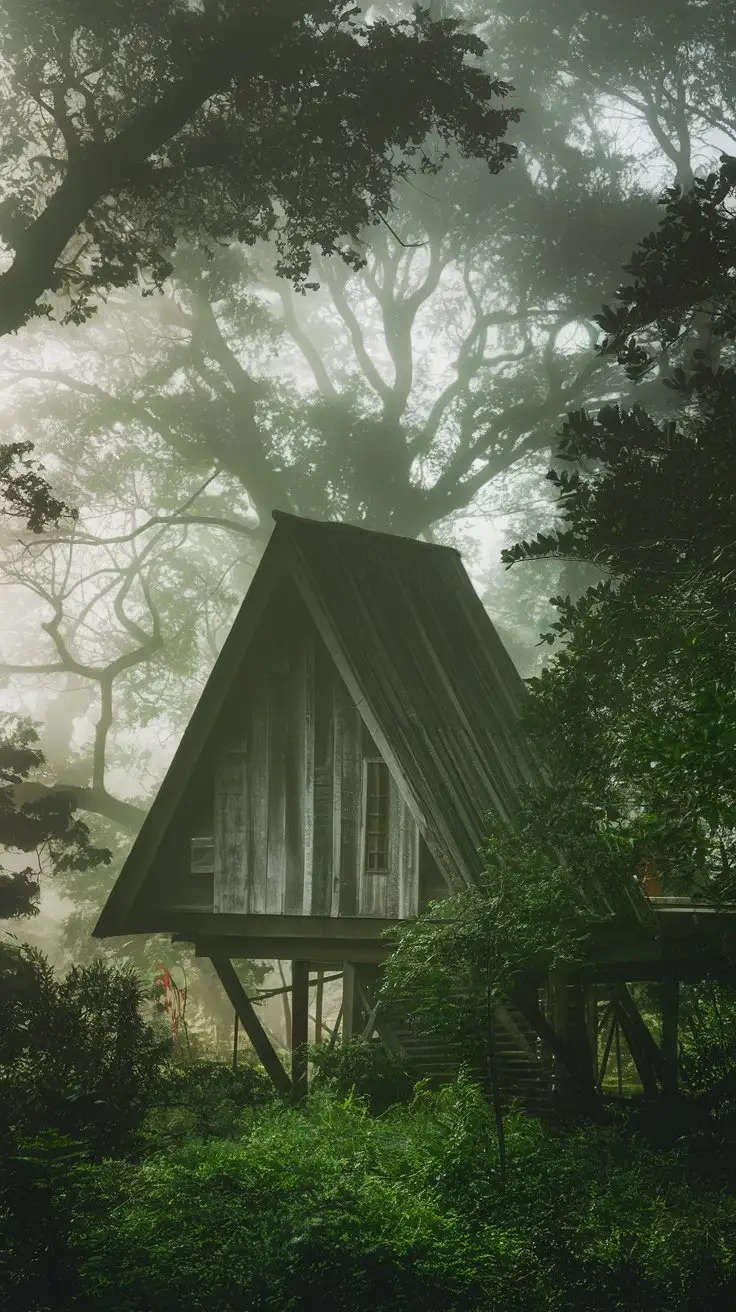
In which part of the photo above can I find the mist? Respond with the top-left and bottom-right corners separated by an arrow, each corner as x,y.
1,0 -> 734,1044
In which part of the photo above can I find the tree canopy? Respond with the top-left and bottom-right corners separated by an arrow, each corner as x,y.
504,153 -> 736,896
0,0 -> 519,335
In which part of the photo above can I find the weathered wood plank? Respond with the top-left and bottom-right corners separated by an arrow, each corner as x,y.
266,672 -> 288,914
213,751 -> 249,913
248,686 -> 270,913
418,839 -> 452,911
342,962 -> 364,1038
311,638 -> 334,916
196,938 -> 392,964
495,1004 -> 541,1065
612,983 -> 664,1095
291,960 -> 310,1101
302,630 -> 315,915
397,796 -> 418,918
283,657 -> 305,915
338,682 -> 362,917
168,911 -> 402,939
330,680 -> 343,917
210,955 -> 291,1096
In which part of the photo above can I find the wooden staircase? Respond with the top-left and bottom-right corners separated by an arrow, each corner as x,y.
373,998 -> 554,1115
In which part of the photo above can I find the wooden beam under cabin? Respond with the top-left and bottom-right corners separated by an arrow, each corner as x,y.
210,955 -> 292,1097
611,983 -> 664,1097
147,911 -> 402,941
291,960 -> 309,1102
184,936 -> 391,965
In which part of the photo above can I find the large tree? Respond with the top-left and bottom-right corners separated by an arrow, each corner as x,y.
2,0 -> 736,974
0,0 -> 519,336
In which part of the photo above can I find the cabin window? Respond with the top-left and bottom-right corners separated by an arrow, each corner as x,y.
364,760 -> 390,875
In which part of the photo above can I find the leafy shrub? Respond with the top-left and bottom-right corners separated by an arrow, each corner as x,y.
308,1036 -> 414,1114
72,1091 -> 527,1312
58,1078 -> 736,1312
0,940 -> 171,1160
679,981 -> 736,1098
139,1059 -> 276,1152
0,1128 -> 90,1312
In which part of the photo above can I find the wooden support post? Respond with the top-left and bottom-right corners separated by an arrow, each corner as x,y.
356,973 -> 401,1051
232,1011 -> 239,1069
342,962 -> 364,1040
660,979 -> 679,1098
612,983 -> 663,1098
326,1002 -> 343,1053
598,1005 -> 616,1089
511,986 -> 597,1102
315,966 -> 324,1045
584,985 -> 598,1083
210,956 -> 291,1096
614,1016 -> 623,1096
291,959 -> 310,1103
549,970 -> 569,1041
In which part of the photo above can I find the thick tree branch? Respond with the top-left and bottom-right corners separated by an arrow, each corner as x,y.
324,264 -> 392,402
277,284 -> 338,399
0,17 -> 289,336
12,780 -> 145,832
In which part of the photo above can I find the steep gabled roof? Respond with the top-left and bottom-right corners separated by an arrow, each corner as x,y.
93,511 -> 543,937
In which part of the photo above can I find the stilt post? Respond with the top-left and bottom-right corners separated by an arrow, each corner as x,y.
291,959 -> 310,1102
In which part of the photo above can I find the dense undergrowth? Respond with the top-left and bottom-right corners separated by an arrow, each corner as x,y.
3,1062 -> 736,1312
2,949 -> 736,1311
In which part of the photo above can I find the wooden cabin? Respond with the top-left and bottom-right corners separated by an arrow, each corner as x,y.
94,511 -> 736,1109
94,511 -> 557,1101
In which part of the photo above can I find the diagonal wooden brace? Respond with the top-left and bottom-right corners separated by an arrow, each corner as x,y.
210,955 -> 292,1096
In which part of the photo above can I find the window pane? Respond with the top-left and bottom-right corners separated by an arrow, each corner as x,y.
364,761 -> 389,875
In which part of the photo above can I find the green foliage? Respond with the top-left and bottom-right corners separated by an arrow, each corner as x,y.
0,1126 -> 90,1312
16,1078 -> 735,1312
0,0 -> 520,331
499,155 -> 736,897
380,795 -> 617,1062
0,713 -> 111,919
0,440 -> 75,532
308,1036 -> 414,1114
139,1059 -> 276,1152
679,982 -> 736,1100
0,942 -> 171,1160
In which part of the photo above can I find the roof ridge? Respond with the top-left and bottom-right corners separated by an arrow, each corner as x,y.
271,509 -> 460,554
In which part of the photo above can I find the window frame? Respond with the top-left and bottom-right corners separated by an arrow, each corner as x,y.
361,757 -> 391,877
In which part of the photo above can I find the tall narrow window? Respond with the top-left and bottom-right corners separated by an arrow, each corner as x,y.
364,760 -> 390,875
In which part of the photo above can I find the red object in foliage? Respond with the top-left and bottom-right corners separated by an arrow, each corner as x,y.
153,964 -> 188,1038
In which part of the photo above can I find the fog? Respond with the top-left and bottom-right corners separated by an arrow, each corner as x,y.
1,0 -> 734,1046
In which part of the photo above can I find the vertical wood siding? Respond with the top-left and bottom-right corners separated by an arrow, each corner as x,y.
213,751 -> 249,912
335,679 -> 362,916
311,634 -> 334,915
330,679 -> 343,917
213,622 -> 420,920
398,795 -> 419,918
284,662 -> 306,915
247,688 -> 270,912
266,671 -> 288,912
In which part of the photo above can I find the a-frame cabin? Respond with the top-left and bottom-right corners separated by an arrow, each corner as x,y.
94,511 -> 736,1110
95,511 -> 553,1101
